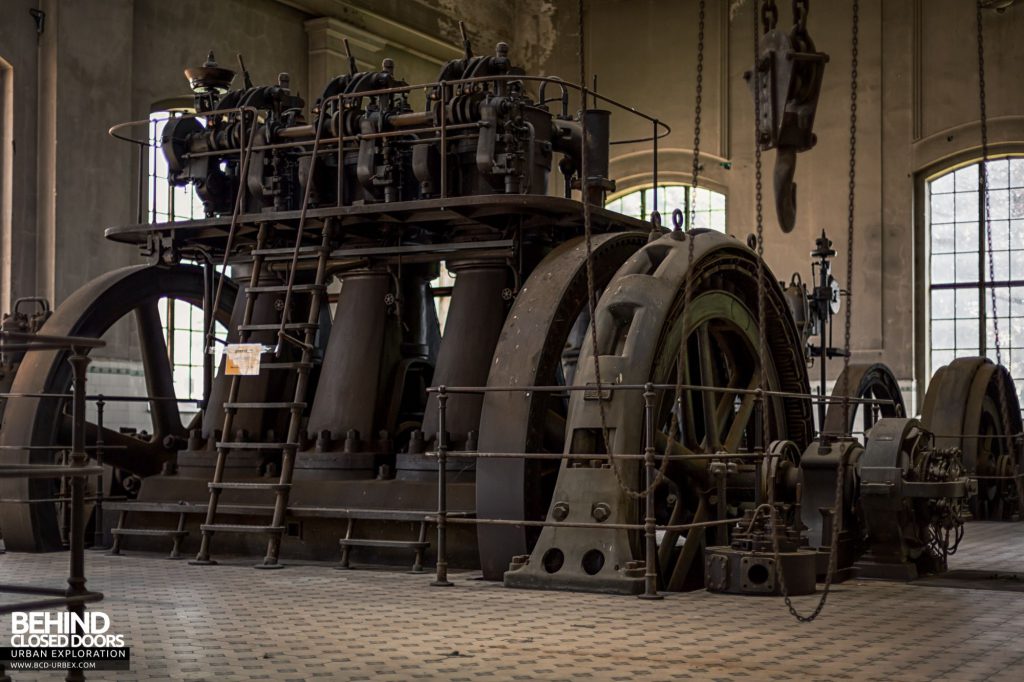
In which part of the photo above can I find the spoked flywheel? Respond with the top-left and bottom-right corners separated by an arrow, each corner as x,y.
823,362 -> 906,439
0,264 -> 236,550
921,357 -> 1023,520
505,230 -> 813,593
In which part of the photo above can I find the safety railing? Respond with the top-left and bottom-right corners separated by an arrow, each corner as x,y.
0,331 -> 107,682
0,390 -> 200,549
423,381 -> 894,599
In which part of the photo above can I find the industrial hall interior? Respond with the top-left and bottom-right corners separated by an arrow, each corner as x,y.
3,0 -> 1024,680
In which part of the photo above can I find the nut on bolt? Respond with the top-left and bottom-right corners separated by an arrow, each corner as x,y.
591,502 -> 611,522
552,501 -> 569,521
508,554 -> 529,571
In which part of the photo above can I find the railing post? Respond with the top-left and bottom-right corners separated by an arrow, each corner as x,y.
91,395 -> 106,550
652,119 -> 659,217
66,350 -> 90,682
431,387 -> 453,587
639,383 -> 663,600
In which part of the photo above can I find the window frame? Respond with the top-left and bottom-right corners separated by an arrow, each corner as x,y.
916,150 -> 1024,408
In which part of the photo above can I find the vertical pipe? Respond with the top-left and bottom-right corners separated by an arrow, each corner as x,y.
431,388 -> 453,586
66,352 -> 90,682
639,383 -> 663,599
92,396 -> 105,549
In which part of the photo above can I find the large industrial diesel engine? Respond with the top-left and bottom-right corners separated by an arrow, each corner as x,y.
0,33 -> 1019,598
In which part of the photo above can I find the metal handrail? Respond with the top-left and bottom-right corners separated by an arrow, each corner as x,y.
0,339 -> 105,682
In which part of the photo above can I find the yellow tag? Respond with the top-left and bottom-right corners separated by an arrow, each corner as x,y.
225,343 -> 262,375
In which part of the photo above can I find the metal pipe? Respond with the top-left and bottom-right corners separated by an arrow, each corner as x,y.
66,353 -> 89,682
431,388 -> 453,586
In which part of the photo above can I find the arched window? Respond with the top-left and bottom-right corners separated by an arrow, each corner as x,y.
605,184 -> 726,232
926,156 -> 1024,398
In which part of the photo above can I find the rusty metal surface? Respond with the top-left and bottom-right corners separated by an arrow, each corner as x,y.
0,265 -> 235,551
921,357 -> 1023,520
822,362 -> 905,437
506,230 -> 813,594
475,232 -> 645,579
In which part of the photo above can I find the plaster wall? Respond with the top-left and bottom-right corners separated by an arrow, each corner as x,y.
536,0 -> 1024,400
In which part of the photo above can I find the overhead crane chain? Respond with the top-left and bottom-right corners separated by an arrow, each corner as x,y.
678,0 -> 707,488
976,0 -> 1017,472
758,0 -> 858,624
573,0 -> 659,497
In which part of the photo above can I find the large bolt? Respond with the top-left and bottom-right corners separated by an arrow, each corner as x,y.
591,502 -> 611,523
552,501 -> 569,521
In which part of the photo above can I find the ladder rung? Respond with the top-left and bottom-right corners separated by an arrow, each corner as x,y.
200,524 -> 285,535
338,538 -> 430,549
208,482 -> 291,491
260,361 -> 314,370
216,441 -> 299,450
238,322 -> 318,332
111,528 -> 188,537
246,284 -> 325,294
223,402 -> 305,410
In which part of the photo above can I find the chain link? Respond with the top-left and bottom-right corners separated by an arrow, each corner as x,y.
762,0 -> 779,33
976,1 -> 1017,475
794,0 -> 809,32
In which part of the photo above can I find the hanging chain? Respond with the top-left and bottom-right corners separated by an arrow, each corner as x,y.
765,0 -> 855,624
976,0 -> 1017,480
578,0 -> 668,499
672,0 -> 707,498
841,0 -> 858,438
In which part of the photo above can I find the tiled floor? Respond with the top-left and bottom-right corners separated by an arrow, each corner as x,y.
2,522 -> 1024,681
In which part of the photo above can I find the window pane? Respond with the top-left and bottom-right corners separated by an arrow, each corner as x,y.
956,319 -> 979,349
988,159 -> 1010,189
955,252 -> 979,283
955,190 -> 979,221
931,289 -> 955,319
989,219 -> 1010,250
955,164 -> 979,192
931,319 -> 956,349
989,189 -> 1010,220
932,171 -> 955,194
931,192 -> 954,223
932,349 -> 955,369
931,254 -> 955,284
955,288 -> 978,318
955,220 -> 980,252
1011,190 -> 1024,219
1011,158 -> 1024,188
1012,219 -> 1024,250
990,251 -> 1010,281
